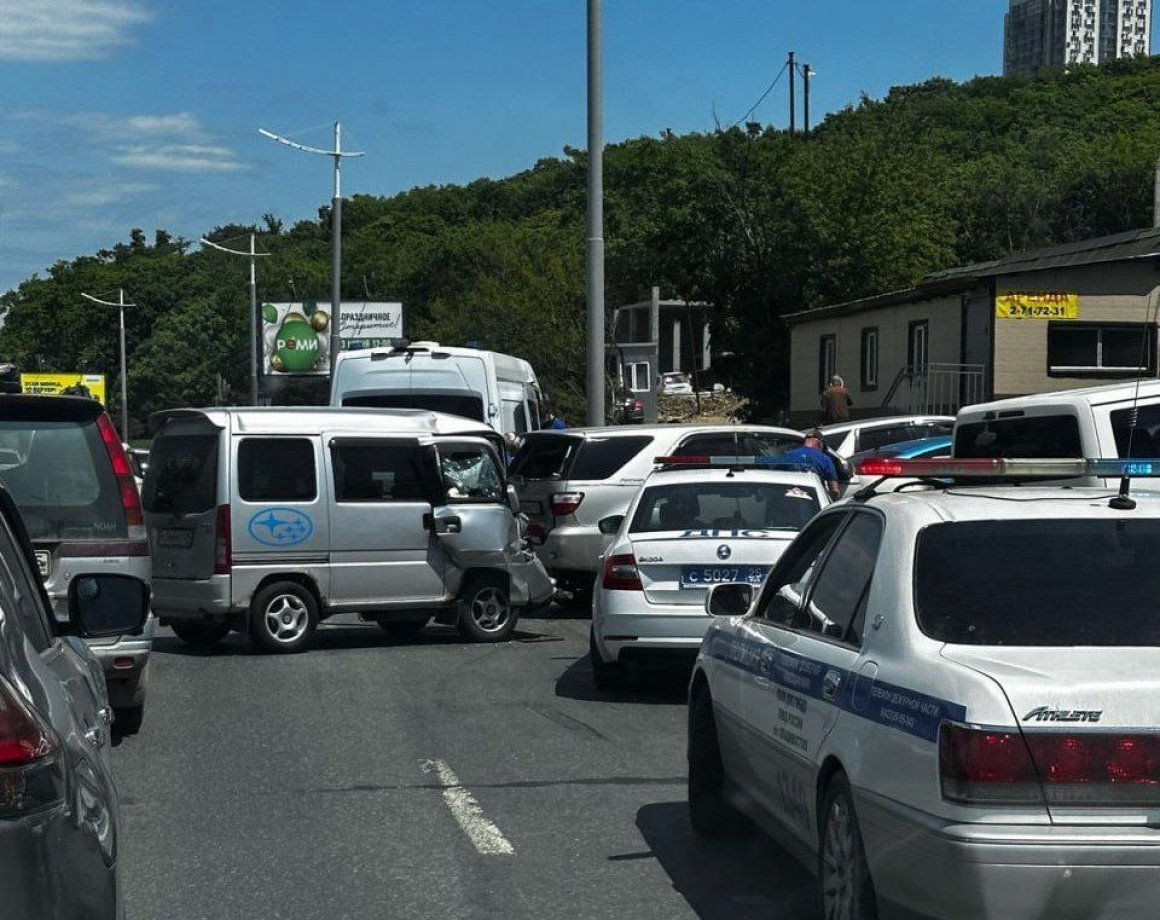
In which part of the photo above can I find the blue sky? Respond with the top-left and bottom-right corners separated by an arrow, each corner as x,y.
0,0 -> 1146,294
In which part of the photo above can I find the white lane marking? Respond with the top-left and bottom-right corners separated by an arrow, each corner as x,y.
422,758 -> 515,856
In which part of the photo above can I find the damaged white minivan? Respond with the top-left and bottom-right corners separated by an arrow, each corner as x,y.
142,407 -> 553,652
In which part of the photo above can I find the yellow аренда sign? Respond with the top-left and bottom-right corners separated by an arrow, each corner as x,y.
20,373 -> 106,404
995,293 -> 1079,320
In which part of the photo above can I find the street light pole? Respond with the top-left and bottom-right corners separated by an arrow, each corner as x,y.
586,0 -> 606,426
258,123 -> 364,381
80,289 -> 133,439
199,234 -> 271,405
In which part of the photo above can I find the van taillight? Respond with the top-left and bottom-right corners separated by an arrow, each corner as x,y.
214,504 -> 231,575
550,492 -> 584,517
0,674 -> 62,817
602,553 -> 643,591
96,413 -> 146,542
940,722 -> 1160,807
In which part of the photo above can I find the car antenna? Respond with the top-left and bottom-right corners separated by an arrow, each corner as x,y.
1109,289 -> 1160,510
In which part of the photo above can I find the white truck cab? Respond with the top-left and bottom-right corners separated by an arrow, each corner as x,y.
330,342 -> 543,436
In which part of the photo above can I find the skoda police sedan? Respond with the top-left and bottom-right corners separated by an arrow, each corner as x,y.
591,458 -> 828,687
688,458 -> 1160,920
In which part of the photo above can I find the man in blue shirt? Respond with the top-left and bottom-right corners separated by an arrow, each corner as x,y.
782,433 -> 840,499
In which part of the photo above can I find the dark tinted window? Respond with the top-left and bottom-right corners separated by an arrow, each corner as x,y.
630,482 -> 820,534
570,437 -> 653,480
675,431 -> 802,458
510,436 -> 579,480
858,425 -> 912,452
953,415 -> 1082,459
1111,405 -> 1160,459
143,433 -> 219,514
333,443 -> 431,502
757,513 -> 846,625
821,431 -> 846,451
806,514 -> 882,643
238,439 -> 316,502
0,517 -> 52,650
916,519 -> 1160,646
343,393 -> 485,421
0,420 -> 126,541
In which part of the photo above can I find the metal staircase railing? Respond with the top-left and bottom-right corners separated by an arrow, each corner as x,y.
881,363 -> 986,415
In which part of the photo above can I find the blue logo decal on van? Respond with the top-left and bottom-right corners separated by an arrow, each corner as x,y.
248,508 -> 314,547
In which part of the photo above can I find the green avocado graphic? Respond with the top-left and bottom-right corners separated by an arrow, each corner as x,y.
274,312 -> 321,373
262,303 -> 279,324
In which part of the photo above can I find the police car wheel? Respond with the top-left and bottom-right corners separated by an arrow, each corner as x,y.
819,774 -> 877,920
249,582 -> 318,654
170,620 -> 231,648
458,576 -> 517,643
589,629 -> 624,690
687,685 -> 750,837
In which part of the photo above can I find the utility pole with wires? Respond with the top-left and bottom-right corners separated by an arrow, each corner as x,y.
586,0 -> 606,426
788,50 -> 796,135
802,64 -> 814,135
199,234 -> 270,405
258,122 -> 364,379
80,289 -> 132,439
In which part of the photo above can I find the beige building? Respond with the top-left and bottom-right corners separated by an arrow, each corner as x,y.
786,227 -> 1160,428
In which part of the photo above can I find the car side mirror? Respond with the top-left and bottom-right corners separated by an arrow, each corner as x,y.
506,483 -> 520,515
597,515 -> 625,535
705,582 -> 754,618
68,574 -> 150,639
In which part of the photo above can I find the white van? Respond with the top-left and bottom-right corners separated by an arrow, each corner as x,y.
142,407 -> 553,652
330,342 -> 543,436
953,380 -> 1160,482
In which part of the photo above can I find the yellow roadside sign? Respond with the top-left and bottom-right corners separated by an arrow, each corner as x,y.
20,373 -> 107,404
995,293 -> 1079,320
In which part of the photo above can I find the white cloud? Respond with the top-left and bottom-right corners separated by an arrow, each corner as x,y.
110,144 -> 246,172
56,181 -> 159,208
0,0 -> 153,62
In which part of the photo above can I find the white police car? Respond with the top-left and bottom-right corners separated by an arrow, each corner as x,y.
590,455 -> 829,687
688,457 -> 1160,920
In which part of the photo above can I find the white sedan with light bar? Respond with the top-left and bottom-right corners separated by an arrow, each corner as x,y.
590,455 -> 829,687
688,455 -> 1160,920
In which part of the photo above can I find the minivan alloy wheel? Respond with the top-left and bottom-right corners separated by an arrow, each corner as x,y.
469,586 -> 510,633
263,593 -> 311,643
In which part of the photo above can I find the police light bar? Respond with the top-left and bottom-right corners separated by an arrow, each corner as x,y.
654,455 -> 811,470
854,458 -> 1160,479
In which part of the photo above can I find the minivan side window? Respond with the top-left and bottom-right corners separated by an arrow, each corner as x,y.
439,447 -> 504,504
332,444 -> 433,503
238,439 -> 317,502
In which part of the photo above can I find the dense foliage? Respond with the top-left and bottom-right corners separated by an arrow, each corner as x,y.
6,58 -> 1160,436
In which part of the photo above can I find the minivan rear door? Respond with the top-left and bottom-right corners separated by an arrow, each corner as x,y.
431,439 -> 517,567
143,413 -> 223,580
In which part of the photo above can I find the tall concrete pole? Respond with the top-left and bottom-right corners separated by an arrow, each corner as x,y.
81,289 -> 134,438
587,0 -> 606,426
331,121 -> 343,376
200,234 -> 270,405
788,50 -> 796,136
1154,155 -> 1160,228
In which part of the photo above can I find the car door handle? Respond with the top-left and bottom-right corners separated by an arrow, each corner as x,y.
85,724 -> 106,747
434,516 -> 462,535
97,707 -> 113,726
822,669 -> 842,701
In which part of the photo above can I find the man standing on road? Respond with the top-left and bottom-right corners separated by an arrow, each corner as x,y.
820,375 -> 853,424
782,433 -> 841,499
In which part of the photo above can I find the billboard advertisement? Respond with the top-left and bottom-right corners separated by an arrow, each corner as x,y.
20,373 -> 107,404
261,301 -> 405,375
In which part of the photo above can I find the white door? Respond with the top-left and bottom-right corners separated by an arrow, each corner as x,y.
326,438 -> 446,607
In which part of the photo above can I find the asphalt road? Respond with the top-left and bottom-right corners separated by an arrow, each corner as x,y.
111,610 -> 816,920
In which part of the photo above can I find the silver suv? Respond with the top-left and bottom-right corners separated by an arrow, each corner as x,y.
0,396 -> 153,734
510,425 -> 807,600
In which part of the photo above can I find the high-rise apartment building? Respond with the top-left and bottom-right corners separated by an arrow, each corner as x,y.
1004,0 -> 1152,78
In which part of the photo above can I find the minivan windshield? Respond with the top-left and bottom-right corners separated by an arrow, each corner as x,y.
630,482 -> 821,534
0,420 -> 126,541
915,519 -> 1160,646
343,393 -> 485,421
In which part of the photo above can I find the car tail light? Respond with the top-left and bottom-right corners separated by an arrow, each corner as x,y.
550,492 -> 584,517
214,504 -> 231,575
939,723 -> 1042,805
602,553 -> 643,591
96,413 -> 146,543
0,674 -> 62,817
1024,733 -> 1160,806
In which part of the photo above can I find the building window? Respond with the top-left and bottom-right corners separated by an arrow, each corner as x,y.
818,335 -> 836,392
860,327 -> 879,390
1047,323 -> 1156,376
627,362 -> 651,393
908,320 -> 929,374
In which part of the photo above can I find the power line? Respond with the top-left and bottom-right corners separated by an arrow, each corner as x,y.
733,60 -> 789,129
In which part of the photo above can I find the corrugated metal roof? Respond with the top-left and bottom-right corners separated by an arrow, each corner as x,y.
785,226 -> 1160,327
